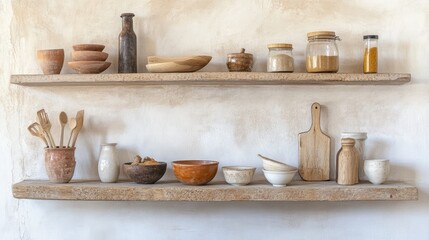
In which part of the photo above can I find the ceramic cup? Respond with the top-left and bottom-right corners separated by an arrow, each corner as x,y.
364,159 -> 390,185
37,49 -> 64,74
45,147 -> 76,183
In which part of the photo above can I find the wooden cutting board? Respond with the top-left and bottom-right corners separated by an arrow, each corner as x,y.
298,102 -> 331,181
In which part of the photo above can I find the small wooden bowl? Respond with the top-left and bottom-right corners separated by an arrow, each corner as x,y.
68,61 -> 111,74
72,44 -> 105,52
227,48 -> 253,72
172,160 -> 218,185
37,49 -> 64,74
123,162 -> 167,184
72,51 -> 108,61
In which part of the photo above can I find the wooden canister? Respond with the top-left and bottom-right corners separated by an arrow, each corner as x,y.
336,138 -> 359,185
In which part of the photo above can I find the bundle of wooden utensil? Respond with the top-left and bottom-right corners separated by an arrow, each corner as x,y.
28,109 -> 84,148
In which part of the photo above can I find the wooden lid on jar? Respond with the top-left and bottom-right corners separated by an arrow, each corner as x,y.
227,48 -> 253,58
267,43 -> 293,49
307,31 -> 336,38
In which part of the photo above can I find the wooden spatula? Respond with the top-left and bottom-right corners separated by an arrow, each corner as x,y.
298,102 -> 331,181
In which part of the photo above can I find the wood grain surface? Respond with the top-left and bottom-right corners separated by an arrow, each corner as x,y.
299,103 -> 331,181
12,180 -> 418,201
10,73 -> 411,86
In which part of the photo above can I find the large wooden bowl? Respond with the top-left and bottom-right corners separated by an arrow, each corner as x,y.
146,55 -> 212,73
123,162 -> 167,184
68,61 -> 111,74
172,160 -> 218,185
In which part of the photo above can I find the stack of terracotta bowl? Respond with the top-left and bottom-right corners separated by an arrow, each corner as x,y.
68,44 -> 110,74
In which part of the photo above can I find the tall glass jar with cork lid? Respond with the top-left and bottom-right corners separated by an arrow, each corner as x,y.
306,31 -> 341,73
267,43 -> 294,72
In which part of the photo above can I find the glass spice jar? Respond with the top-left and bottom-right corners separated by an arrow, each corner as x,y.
363,35 -> 378,73
267,43 -> 294,72
306,31 -> 341,73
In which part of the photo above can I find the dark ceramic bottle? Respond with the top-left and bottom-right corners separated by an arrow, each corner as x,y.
118,13 -> 137,73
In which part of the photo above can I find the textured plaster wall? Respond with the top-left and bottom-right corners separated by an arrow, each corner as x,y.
1,0 -> 429,239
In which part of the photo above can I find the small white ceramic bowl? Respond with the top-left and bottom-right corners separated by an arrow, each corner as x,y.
222,166 -> 256,186
364,159 -> 390,185
258,154 -> 297,171
262,169 -> 297,187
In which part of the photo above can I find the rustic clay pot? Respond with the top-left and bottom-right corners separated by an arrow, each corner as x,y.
45,147 -> 76,183
227,48 -> 253,72
37,49 -> 64,74
172,160 -> 218,185
123,162 -> 167,184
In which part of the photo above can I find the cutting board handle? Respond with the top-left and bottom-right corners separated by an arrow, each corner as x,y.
310,102 -> 321,131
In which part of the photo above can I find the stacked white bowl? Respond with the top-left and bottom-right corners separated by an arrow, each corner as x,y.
259,154 -> 298,187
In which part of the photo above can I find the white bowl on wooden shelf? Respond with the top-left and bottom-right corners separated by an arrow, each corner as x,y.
263,169 -> 297,187
258,154 -> 297,171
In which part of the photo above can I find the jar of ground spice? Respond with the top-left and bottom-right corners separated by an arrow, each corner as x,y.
363,35 -> 378,73
306,31 -> 341,73
267,43 -> 294,72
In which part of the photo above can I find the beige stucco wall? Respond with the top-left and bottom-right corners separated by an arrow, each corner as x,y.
1,0 -> 429,239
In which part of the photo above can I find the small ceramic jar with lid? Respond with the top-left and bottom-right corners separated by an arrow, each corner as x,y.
306,31 -> 341,73
267,43 -> 294,72
227,48 -> 253,72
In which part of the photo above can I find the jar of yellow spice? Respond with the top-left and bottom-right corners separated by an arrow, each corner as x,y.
306,31 -> 341,73
363,35 -> 378,73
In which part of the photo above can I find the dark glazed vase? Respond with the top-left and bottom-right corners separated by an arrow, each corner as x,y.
118,13 -> 137,73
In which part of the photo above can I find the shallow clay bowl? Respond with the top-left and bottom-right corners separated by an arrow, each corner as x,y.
146,55 -> 212,73
258,154 -> 297,171
68,61 -> 111,74
37,49 -> 64,74
123,162 -> 167,184
172,160 -> 219,185
72,51 -> 108,61
72,44 -> 105,52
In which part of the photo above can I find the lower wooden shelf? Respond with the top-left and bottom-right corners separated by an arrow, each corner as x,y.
12,180 -> 418,202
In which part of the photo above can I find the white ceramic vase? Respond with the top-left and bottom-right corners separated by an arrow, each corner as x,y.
364,159 -> 390,185
98,143 -> 120,183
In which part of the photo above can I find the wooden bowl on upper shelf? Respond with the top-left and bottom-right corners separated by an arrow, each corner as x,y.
71,51 -> 108,61
68,61 -> 111,74
72,44 -> 105,52
146,55 -> 212,73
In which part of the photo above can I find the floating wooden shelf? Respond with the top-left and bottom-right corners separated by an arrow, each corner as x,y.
12,180 -> 418,201
10,72 -> 411,86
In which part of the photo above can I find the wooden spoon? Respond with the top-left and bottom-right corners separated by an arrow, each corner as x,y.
28,122 -> 49,148
67,118 -> 77,148
71,110 -> 84,148
59,112 -> 68,148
